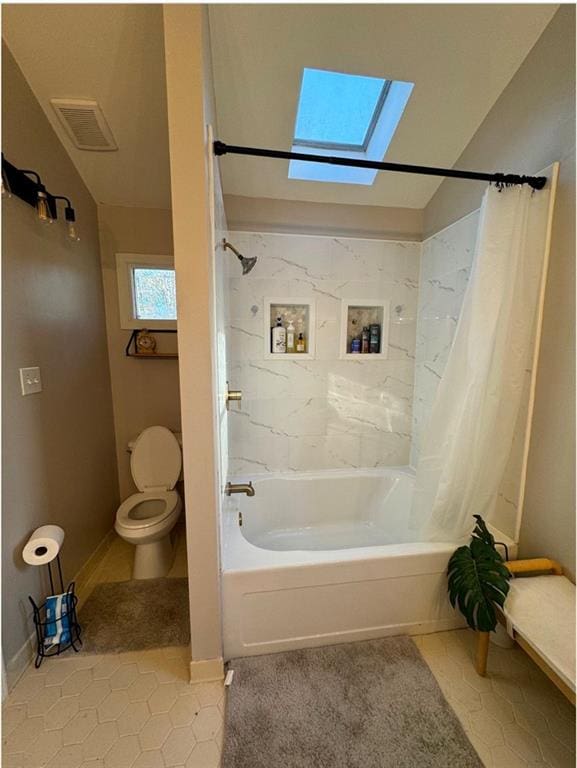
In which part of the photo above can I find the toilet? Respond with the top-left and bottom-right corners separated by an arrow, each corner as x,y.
115,426 -> 183,580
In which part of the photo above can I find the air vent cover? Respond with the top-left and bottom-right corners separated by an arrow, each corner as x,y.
50,99 -> 117,151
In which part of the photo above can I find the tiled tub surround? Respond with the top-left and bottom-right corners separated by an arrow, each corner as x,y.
412,212 -> 534,539
225,232 -> 420,474
411,211 -> 478,468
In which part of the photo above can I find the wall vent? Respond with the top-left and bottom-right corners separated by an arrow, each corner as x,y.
50,99 -> 118,151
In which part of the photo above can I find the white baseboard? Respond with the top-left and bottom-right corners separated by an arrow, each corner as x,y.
189,657 -> 224,682
75,528 -> 116,608
6,527 -> 116,694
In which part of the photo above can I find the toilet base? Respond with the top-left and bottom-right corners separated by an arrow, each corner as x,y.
133,536 -> 174,580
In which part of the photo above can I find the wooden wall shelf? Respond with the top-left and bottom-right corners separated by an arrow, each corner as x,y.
125,329 -> 178,359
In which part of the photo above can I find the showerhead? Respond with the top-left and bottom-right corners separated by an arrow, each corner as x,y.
222,239 -> 257,275
240,255 -> 257,275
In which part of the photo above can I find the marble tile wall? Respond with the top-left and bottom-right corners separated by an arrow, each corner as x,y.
224,232 -> 420,475
411,212 -> 478,467
412,211 -> 532,540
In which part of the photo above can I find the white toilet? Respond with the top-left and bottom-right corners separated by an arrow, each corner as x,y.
115,426 -> 183,580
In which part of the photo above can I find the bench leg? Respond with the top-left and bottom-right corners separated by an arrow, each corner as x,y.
476,631 -> 490,676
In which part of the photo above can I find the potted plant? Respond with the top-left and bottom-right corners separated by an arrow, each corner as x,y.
447,515 -> 511,674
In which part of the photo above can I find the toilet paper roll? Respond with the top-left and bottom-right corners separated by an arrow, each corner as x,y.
22,525 -> 65,566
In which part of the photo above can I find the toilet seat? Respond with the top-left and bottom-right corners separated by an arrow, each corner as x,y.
116,490 -> 179,531
130,426 -> 181,493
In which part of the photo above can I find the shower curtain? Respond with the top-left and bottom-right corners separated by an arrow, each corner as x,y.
410,183 -> 551,543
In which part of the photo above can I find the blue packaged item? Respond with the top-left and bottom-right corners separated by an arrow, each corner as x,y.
44,592 -> 72,647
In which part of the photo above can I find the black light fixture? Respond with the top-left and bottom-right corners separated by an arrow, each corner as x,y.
1,154 -> 78,239
53,196 -> 79,241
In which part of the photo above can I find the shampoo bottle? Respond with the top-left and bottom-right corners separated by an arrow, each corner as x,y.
271,316 -> 286,354
286,320 -> 296,353
296,331 -> 306,353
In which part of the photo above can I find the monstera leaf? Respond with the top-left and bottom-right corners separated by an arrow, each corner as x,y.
447,515 -> 511,632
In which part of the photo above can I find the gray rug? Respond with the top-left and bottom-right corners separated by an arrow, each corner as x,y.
222,636 -> 482,768
78,578 -> 189,654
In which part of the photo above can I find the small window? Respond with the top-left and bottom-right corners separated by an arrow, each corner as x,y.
116,253 -> 176,330
289,67 -> 414,186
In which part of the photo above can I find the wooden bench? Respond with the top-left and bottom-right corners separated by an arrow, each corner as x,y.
475,558 -> 575,705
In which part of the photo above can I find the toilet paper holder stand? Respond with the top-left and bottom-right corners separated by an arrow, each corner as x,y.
28,554 -> 82,668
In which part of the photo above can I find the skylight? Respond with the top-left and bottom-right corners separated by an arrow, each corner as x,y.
294,69 -> 388,151
289,68 -> 414,186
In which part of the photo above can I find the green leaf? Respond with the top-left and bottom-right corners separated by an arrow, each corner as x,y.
447,515 -> 511,632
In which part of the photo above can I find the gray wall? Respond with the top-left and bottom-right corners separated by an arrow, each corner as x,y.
97,204 -> 180,500
2,44 -> 119,673
424,6 -> 576,577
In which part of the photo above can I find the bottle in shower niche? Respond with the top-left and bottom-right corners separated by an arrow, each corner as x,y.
369,323 -> 381,353
271,316 -> 286,354
361,326 -> 370,354
286,319 -> 296,353
296,331 -> 306,353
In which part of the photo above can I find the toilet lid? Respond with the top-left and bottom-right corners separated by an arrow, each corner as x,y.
131,426 -> 182,491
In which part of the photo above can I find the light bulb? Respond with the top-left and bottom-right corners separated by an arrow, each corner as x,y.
67,220 -> 79,241
65,206 -> 79,241
37,190 -> 53,224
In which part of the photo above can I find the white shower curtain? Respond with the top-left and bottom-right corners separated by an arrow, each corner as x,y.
410,183 -> 550,543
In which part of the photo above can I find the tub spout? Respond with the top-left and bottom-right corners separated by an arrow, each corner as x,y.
226,481 -> 255,497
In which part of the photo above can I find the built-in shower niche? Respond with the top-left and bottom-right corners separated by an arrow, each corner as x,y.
340,299 -> 390,359
264,297 -> 316,359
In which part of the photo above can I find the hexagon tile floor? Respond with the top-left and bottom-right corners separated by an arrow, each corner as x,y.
3,628 -> 574,768
414,629 -> 575,768
2,644 -> 224,768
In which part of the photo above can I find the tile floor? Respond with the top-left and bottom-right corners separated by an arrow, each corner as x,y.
3,531 -> 575,768
415,630 -> 575,768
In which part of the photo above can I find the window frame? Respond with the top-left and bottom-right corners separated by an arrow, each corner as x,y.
116,252 -> 177,330
293,79 -> 391,153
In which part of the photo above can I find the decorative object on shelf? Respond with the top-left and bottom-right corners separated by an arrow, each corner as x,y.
135,329 -> 157,355
125,328 -> 178,358
2,154 -> 79,240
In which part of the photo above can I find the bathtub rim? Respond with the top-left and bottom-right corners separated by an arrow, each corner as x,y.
222,466 -> 517,573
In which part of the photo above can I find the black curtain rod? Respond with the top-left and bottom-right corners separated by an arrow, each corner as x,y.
213,141 -> 547,190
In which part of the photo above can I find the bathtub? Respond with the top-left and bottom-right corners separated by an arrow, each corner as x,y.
221,467 -> 516,659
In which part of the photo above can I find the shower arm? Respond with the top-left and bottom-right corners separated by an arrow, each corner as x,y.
222,239 -> 242,258
213,141 -> 547,191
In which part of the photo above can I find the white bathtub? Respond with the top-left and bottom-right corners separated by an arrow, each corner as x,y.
221,468 -> 516,659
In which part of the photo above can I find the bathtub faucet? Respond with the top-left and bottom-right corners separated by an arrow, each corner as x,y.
225,481 -> 255,497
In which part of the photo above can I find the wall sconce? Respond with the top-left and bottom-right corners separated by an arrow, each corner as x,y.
54,196 -> 79,241
1,154 -> 78,241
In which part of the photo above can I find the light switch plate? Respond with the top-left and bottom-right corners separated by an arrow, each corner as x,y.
19,367 -> 42,395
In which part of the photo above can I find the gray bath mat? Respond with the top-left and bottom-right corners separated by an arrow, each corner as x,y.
78,578 -> 189,654
222,636 -> 482,768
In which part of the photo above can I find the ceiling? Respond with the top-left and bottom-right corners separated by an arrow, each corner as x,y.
2,4 -> 171,209
208,4 -> 557,208
3,4 -> 557,211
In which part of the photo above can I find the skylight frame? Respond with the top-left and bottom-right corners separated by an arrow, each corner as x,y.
293,80 -> 392,153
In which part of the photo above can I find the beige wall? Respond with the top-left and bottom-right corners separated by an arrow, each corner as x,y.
224,195 -> 423,241
164,5 -> 223,674
2,44 -> 118,678
97,204 -> 180,500
424,6 -> 576,577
